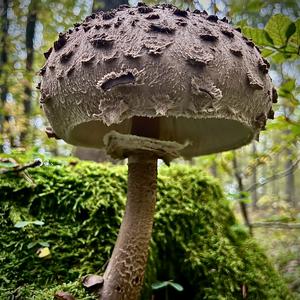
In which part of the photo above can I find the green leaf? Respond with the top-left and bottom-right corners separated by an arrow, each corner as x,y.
32,220 -> 44,226
151,281 -> 168,290
14,220 -> 44,228
169,282 -> 184,292
27,242 -> 38,249
265,14 -> 294,47
14,221 -> 30,228
280,79 -> 296,94
38,241 -> 50,247
289,19 -> 300,48
242,27 -> 273,46
261,48 -> 274,57
285,22 -> 296,41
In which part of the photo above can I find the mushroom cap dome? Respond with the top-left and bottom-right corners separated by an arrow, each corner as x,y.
40,4 -> 275,158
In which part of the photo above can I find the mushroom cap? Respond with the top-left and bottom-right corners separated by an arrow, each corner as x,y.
40,4 -> 275,158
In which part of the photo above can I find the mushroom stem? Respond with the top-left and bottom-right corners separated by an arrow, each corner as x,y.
101,152 -> 157,300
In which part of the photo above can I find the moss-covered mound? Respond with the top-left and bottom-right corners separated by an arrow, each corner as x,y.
0,157 -> 293,299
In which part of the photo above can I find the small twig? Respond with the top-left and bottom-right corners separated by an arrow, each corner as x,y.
246,158 -> 299,192
0,159 -> 43,174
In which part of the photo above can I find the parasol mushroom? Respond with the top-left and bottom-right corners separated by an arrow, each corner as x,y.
39,3 -> 276,299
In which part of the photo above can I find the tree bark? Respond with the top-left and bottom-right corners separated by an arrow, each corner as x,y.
21,0 -> 37,143
251,142 -> 258,210
285,148 -> 296,207
101,153 -> 157,299
0,0 -> 9,152
232,152 -> 252,235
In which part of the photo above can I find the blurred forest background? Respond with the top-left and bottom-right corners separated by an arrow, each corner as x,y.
0,0 -> 299,296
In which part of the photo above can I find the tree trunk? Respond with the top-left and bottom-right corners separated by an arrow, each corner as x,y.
251,142 -> 258,210
232,152 -> 252,235
21,0 -> 37,144
285,148 -> 296,207
0,0 -> 9,152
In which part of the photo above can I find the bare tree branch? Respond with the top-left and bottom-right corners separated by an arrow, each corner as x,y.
246,158 -> 300,192
0,159 -> 42,174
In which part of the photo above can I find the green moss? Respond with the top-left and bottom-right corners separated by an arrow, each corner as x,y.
0,157 -> 293,299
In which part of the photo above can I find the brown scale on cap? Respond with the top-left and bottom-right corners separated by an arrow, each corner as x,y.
246,40 -> 255,48
272,87 -> 278,103
81,55 -> 95,65
100,71 -> 135,91
66,66 -> 75,76
83,25 -> 92,32
114,19 -> 122,27
149,23 -> 175,34
60,50 -> 73,63
145,14 -> 160,20
173,8 -> 188,18
200,33 -> 218,42
255,113 -> 267,130
138,6 -> 153,14
230,48 -> 243,57
131,19 -> 139,26
258,59 -> 269,74
44,47 -> 52,59
103,11 -> 115,20
247,71 -> 264,90
54,33 -> 67,51
207,15 -> 218,22
262,57 -> 270,68
221,28 -> 234,38
162,3 -> 173,9
89,33 -> 114,48
103,23 -> 111,29
39,65 -> 46,76
255,45 -> 261,53
267,108 -> 275,119
176,19 -> 188,26
40,92 -> 51,104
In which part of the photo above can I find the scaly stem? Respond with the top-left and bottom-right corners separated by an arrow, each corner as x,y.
100,152 -> 157,300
